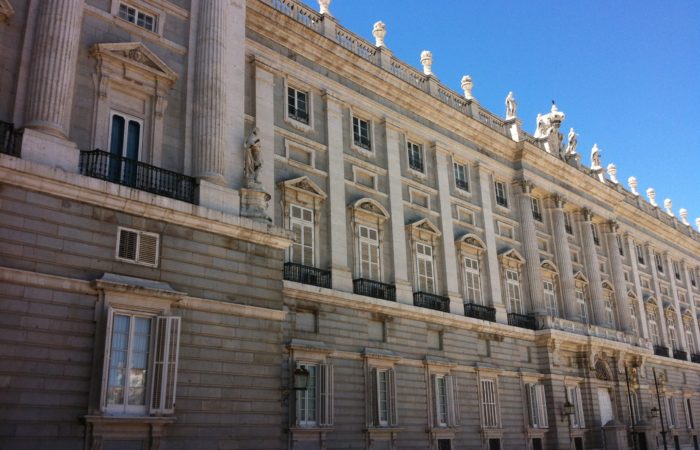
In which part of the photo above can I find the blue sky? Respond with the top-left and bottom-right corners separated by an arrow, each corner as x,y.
304,0 -> 700,222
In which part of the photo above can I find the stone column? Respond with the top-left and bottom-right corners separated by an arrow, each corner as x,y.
604,222 -> 631,332
626,234 -> 649,339
516,180 -> 545,315
325,92 -> 352,291
578,209 -> 606,326
549,196 -> 577,320
384,120 -> 412,304
434,146 -> 462,314
666,253 -> 688,353
647,244 -> 670,347
21,0 -> 83,171
681,261 -> 700,354
476,163 -> 506,323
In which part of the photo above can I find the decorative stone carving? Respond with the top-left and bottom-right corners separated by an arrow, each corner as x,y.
0,0 -> 16,23
372,21 -> 386,47
590,144 -> 602,170
318,0 -> 331,15
664,199 -> 673,216
679,208 -> 689,225
534,102 -> 566,156
607,163 -> 618,184
420,51 -> 433,76
244,127 -> 263,189
646,188 -> 657,207
461,75 -> 474,100
628,176 -> 639,196
564,127 -> 578,160
505,91 -> 517,119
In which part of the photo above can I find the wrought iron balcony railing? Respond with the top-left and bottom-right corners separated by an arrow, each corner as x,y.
464,303 -> 496,322
353,278 -> 396,301
79,150 -> 197,204
0,121 -> 23,157
691,354 -> 700,364
413,292 -> 450,312
673,349 -> 688,361
653,345 -> 670,357
508,313 -> 537,330
284,262 -> 331,289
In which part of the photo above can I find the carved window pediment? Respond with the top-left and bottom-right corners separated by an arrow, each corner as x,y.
601,280 -> 614,292
279,176 -> 327,205
663,302 -> 676,318
90,42 -> 178,93
540,259 -> 559,275
406,218 -> 441,241
498,248 -> 525,267
456,233 -> 486,255
681,308 -> 693,325
573,271 -> 589,285
0,0 -> 15,23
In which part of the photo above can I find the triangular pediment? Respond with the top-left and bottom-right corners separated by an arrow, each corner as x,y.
280,176 -> 327,200
627,290 -> 637,299
643,294 -> 657,306
351,198 -> 389,219
498,248 -> 525,264
0,0 -> 15,22
573,271 -> 589,284
91,42 -> 178,82
407,218 -> 441,236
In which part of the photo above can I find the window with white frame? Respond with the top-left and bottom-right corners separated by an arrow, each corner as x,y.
630,391 -> 641,424
289,205 -> 314,266
295,362 -> 333,427
567,385 -> 585,428
407,140 -> 424,173
118,3 -> 157,32
635,243 -> 646,265
494,181 -> 508,208
352,116 -> 372,151
667,317 -> 679,350
416,242 -> 436,293
543,280 -> 558,317
604,292 -> 616,329
666,397 -> 678,428
528,383 -> 549,429
358,225 -> 380,281
576,288 -> 589,324
531,197 -> 543,222
432,374 -> 458,428
103,309 -> 180,415
616,235 -> 625,256
480,379 -> 500,428
369,367 -> 397,427
463,256 -> 483,305
648,311 -> 660,345
108,112 -> 142,185
686,325 -> 697,355
564,212 -> 573,235
591,223 -> 600,246
287,86 -> 309,124
691,269 -> 697,288
673,261 -> 681,280
454,162 -> 469,191
497,222 -> 514,240
506,269 -> 522,314
655,252 -> 664,273
685,398 -> 695,429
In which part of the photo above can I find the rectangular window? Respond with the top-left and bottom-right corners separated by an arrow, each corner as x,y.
635,243 -> 646,265
435,375 -> 449,427
668,321 -> 679,350
454,163 -> 469,191
352,116 -> 371,150
564,212 -> 573,235
407,141 -> 424,173
591,223 -> 600,246
506,270 -> 522,314
691,269 -> 697,287
416,242 -> 436,293
494,181 -> 508,208
531,197 -> 543,222
464,257 -> 483,305
109,112 -> 142,185
287,87 -> 309,124
371,368 -> 397,427
616,235 -> 625,256
576,288 -> 588,324
649,315 -> 660,345
673,261 -> 681,280
289,205 -> 314,266
480,379 -> 499,428
604,297 -> 616,328
667,397 -> 678,428
118,3 -> 157,32
358,225 -> 380,281
489,439 -> 501,450
528,383 -> 549,428
498,222 -> 514,240
437,439 -> 452,450
543,280 -> 558,317
686,398 -> 695,429
630,391 -> 640,424
116,227 -> 160,267
629,304 -> 638,335
104,310 -> 180,415
297,364 -> 318,425
655,253 -> 664,273
295,362 -> 333,427
567,386 -> 585,428
686,327 -> 697,355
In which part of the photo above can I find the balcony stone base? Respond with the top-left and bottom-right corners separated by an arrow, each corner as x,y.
240,187 -> 271,223
198,179 -> 240,216
331,266 -> 353,292
21,127 -> 78,172
394,279 -> 413,305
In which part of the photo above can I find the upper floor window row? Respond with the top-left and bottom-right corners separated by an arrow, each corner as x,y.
352,116 -> 372,151
407,141 -> 424,173
118,3 -> 157,32
287,87 -> 309,124
494,181 -> 508,208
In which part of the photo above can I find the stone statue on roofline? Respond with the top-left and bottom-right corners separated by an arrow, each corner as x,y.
505,91 -> 517,120
534,102 -> 566,156
590,144 -> 602,170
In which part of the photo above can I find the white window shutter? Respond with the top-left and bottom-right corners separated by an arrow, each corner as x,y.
319,364 -> 334,426
138,232 -> 159,266
388,368 -> 398,426
99,307 -> 117,412
150,316 -> 181,415
446,374 -> 458,427
537,384 -> 548,428
575,387 -> 585,428
527,384 -> 536,427
369,367 -> 378,426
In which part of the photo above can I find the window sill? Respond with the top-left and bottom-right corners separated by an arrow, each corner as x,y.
83,415 -> 177,425
284,116 -> 314,134
351,144 -> 375,159
408,167 -> 427,179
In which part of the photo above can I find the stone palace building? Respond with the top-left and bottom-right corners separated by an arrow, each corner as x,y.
0,0 -> 699,449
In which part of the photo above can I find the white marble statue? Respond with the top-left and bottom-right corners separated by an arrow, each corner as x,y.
534,114 -> 545,138
607,163 -> 618,184
646,188 -> 657,207
244,127 -> 262,188
505,91 -> 517,119
696,218 -> 700,231
664,199 -> 674,216
461,75 -> 474,100
565,128 -> 578,156
318,0 -> 331,15
679,208 -> 689,225
628,176 -> 639,196
420,50 -> 433,76
372,21 -> 386,47
590,144 -> 602,170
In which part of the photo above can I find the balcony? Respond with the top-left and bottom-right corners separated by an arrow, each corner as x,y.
653,345 -> 670,357
464,303 -> 496,322
691,354 -> 700,364
353,278 -> 396,302
413,292 -> 450,312
284,262 -> 331,289
673,349 -> 688,361
508,313 -> 537,330
0,121 -> 23,157
79,150 -> 197,204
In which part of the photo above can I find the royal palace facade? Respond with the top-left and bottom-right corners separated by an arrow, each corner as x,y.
0,1 -> 699,449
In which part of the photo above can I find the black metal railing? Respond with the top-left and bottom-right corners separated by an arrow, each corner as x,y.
464,303 -> 496,322
455,178 -> 469,191
673,350 -> 688,361
0,121 -> 23,157
353,278 -> 396,301
413,292 -> 450,312
288,106 -> 309,124
691,354 -> 700,364
653,345 -> 670,357
508,312 -> 537,330
79,150 -> 197,204
353,135 -> 371,150
284,262 -> 331,289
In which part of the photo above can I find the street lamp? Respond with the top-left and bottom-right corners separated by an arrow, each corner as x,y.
563,399 -> 575,450
293,366 -> 310,391
653,368 -> 669,450
625,365 -> 639,450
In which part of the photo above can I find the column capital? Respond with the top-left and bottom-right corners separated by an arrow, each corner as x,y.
579,207 -> 593,222
548,194 -> 566,209
515,178 -> 535,195
603,220 -> 619,234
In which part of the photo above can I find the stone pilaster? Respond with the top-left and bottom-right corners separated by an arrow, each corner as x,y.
647,244 -> 670,347
549,196 -> 577,320
476,163 -> 506,323
516,180 -> 545,315
578,209 -> 606,326
434,146 -> 462,314
666,253 -> 687,353
325,91 -> 352,291
384,120 -> 412,304
603,222 -> 631,332
253,59 -> 276,209
625,234 -> 649,339
681,261 -> 700,354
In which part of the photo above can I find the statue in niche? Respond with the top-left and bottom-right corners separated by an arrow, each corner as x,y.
244,127 -> 263,188
505,91 -> 517,119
